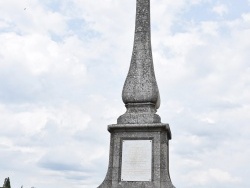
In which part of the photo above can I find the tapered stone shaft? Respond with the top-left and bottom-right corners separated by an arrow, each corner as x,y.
98,1 -> 175,187
118,0 -> 161,124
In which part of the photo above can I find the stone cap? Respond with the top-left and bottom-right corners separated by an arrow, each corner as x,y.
108,123 -> 172,139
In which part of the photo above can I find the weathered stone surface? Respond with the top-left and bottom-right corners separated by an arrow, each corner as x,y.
119,0 -> 161,124
98,0 -> 175,187
98,124 -> 175,188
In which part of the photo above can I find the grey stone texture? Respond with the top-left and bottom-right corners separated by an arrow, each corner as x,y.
98,0 -> 175,187
98,124 -> 175,188
118,0 -> 160,124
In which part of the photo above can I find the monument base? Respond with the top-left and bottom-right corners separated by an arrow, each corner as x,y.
98,123 -> 175,188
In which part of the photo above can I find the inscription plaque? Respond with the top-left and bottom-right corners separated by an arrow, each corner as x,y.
121,140 -> 152,181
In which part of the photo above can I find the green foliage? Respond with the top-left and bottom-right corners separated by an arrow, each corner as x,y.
3,177 -> 11,188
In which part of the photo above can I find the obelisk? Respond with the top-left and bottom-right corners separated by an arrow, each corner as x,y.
98,0 -> 175,187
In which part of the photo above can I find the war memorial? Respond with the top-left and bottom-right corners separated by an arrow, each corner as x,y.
98,0 -> 175,187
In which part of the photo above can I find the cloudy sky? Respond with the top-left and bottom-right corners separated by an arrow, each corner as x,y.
0,0 -> 250,187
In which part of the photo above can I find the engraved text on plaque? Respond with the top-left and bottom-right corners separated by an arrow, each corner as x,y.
121,140 -> 152,181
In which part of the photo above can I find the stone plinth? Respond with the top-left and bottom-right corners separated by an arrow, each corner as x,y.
98,124 -> 175,188
97,0 -> 175,187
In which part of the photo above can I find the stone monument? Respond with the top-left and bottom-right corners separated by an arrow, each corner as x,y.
98,0 -> 175,187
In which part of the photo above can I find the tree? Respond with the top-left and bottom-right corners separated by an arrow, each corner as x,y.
3,177 -> 11,188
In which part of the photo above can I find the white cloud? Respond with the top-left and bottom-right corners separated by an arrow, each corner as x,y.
185,168 -> 241,185
212,4 -> 229,16
0,0 -> 250,188
201,21 -> 219,36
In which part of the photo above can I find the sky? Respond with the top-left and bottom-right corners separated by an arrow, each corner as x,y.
0,0 -> 250,187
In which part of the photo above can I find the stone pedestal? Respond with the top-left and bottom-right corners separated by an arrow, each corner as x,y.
98,0 -> 175,187
98,124 -> 175,188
